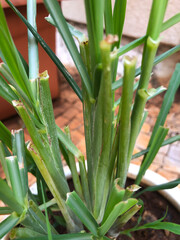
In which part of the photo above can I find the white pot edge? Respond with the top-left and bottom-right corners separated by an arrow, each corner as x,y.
2,163 -> 180,240
128,163 -> 180,211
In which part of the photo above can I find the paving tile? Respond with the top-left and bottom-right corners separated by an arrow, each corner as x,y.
55,116 -> 70,129
153,152 -> 164,165
76,138 -> 86,156
73,101 -> 83,111
69,118 -> 83,131
167,145 -> 180,162
62,107 -> 80,120
76,112 -> 84,124
136,133 -> 150,150
141,122 -> 151,133
78,125 -> 85,135
159,144 -> 169,155
149,163 -> 161,172
70,130 -> 84,146
147,106 -> 160,118
163,156 -> 180,171
156,168 -> 179,181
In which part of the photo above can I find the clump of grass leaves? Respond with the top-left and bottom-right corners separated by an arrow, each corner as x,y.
0,0 -> 180,239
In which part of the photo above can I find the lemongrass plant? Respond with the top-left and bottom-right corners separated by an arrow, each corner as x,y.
0,0 -> 180,239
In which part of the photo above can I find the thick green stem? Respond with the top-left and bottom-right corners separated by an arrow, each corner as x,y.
79,156 -> 92,211
93,39 -> 112,220
64,126 -> 83,200
127,90 -> 149,171
27,0 -> 39,99
138,37 -> 160,90
146,0 -> 168,40
27,143 -> 80,233
6,156 -> 25,206
39,71 -> 65,178
12,129 -> 28,199
117,57 -> 136,186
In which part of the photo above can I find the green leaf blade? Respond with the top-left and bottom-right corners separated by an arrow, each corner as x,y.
66,191 -> 98,236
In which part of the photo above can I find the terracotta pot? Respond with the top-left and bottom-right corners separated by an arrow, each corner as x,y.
0,1 -> 60,120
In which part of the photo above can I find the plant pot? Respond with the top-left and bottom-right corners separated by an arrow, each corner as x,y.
0,1 -> 60,120
2,163 -> 180,240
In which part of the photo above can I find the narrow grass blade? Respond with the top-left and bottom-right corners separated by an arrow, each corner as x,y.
0,207 -> 13,215
46,15 -> 87,43
135,178 -> 180,197
117,56 -> 136,186
12,129 -> 28,198
40,181 -> 53,240
22,199 -> 57,235
66,191 -> 99,236
6,156 -> 25,206
135,126 -> 169,185
43,0 -> 93,99
0,212 -> 20,239
113,0 -> 127,47
39,198 -> 57,211
0,4 -> 33,101
78,156 -> 91,210
0,63 -> 33,108
14,233 -> 93,240
0,178 -> 23,214
0,121 -> 12,150
115,36 -> 146,59
27,143 -> 78,232
56,126 -> 82,159
64,127 -> 83,200
39,71 -> 64,177
132,134 -> 180,159
104,0 -> 113,34
146,0 -> 168,40
113,44 -> 180,91
0,141 -> 10,182
133,221 -> 180,235
162,13 -> 180,32
98,199 -> 138,236
5,0 -> 82,101
0,74 -> 18,103
149,63 -> 180,145
10,228 -> 45,239
84,0 -> 104,88
102,179 -> 125,224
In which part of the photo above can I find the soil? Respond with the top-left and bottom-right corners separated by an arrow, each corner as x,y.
117,178 -> 180,240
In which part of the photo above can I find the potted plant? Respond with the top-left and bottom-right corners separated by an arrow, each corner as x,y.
0,0 -> 180,239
